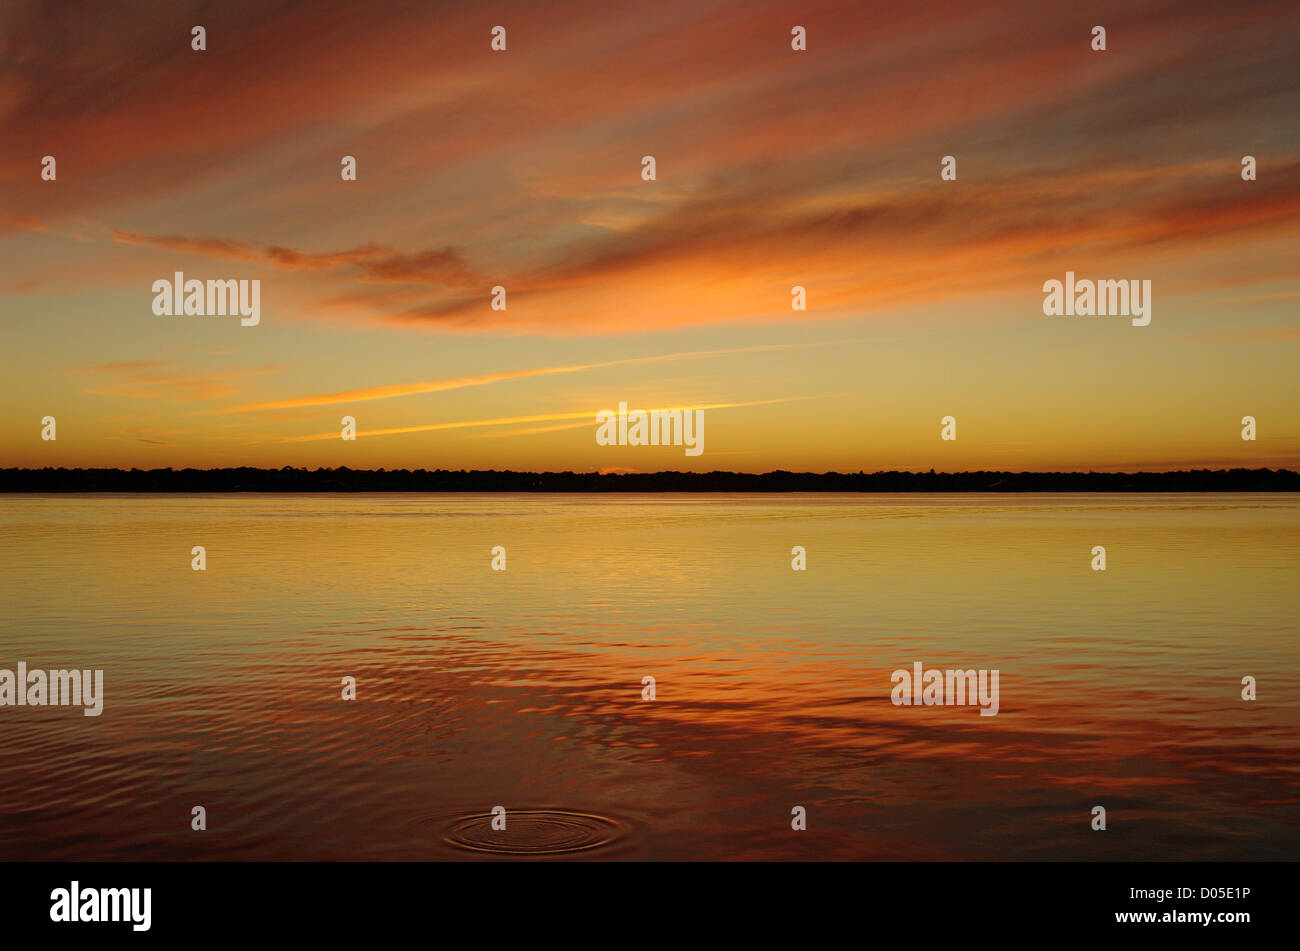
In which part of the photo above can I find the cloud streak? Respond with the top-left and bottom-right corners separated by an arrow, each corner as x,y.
281,397 -> 813,442
212,341 -> 848,413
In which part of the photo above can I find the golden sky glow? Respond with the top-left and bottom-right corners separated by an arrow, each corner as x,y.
2,0 -> 1298,471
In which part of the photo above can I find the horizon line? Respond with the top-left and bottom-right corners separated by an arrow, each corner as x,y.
3,466 -> 1298,494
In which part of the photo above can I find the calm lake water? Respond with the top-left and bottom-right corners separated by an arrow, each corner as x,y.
0,493 -> 1296,860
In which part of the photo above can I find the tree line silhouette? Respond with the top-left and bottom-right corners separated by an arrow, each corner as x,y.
2,467 -> 1297,492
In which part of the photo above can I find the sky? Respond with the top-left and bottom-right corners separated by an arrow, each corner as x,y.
2,0 -> 1298,473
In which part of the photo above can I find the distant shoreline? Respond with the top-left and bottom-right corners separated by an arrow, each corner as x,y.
2,468 -> 1297,492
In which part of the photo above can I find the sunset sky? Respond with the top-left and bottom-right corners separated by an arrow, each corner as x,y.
2,0 -> 1298,472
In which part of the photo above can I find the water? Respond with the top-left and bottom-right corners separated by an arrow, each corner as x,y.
0,493 -> 1296,860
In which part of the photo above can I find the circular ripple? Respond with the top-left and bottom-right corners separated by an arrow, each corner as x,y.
443,810 -> 622,855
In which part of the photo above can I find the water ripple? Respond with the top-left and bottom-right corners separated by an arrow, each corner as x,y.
441,810 -> 623,855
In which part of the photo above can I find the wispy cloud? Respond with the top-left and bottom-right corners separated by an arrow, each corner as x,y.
212,341 -> 848,414
67,361 -> 285,403
282,397 -> 812,442
112,231 -> 483,287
